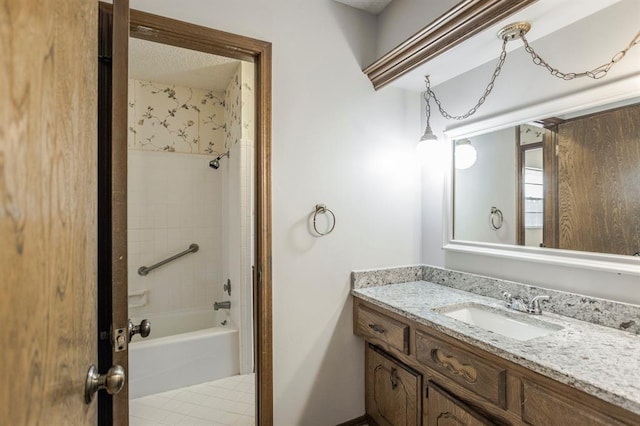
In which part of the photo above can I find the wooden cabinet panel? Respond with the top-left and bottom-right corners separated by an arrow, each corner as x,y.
416,330 -> 506,408
357,304 -> 410,354
427,382 -> 493,426
521,379 -> 626,426
366,344 -> 422,426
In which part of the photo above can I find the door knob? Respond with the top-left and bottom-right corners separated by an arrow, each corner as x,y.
85,364 -> 125,404
128,318 -> 151,341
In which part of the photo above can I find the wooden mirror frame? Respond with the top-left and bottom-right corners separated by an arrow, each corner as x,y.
363,0 -> 536,90
126,9 -> 273,425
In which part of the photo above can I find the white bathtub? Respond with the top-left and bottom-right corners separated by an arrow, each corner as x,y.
129,309 -> 239,399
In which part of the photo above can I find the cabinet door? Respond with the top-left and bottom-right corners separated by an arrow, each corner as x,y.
521,379 -> 626,426
427,382 -> 492,426
366,344 -> 421,426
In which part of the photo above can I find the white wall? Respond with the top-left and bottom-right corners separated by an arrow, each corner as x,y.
128,1 -> 422,424
454,128 -> 516,244
421,0 -> 640,304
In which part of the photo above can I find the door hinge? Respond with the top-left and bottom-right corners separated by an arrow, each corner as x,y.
98,55 -> 112,63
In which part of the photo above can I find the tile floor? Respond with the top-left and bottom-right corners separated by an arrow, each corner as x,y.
130,373 -> 255,425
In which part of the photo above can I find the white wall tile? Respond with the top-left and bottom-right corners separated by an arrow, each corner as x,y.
128,150 -> 223,316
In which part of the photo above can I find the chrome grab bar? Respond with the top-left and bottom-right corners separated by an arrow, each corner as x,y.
138,243 -> 199,276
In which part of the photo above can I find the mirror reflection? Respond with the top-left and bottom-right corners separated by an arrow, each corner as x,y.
454,100 -> 640,257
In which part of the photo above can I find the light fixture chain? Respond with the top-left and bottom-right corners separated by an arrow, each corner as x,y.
520,30 -> 640,80
427,39 -> 508,121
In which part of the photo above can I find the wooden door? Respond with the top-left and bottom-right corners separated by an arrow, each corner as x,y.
0,0 -> 98,424
366,344 -> 421,426
427,382 -> 492,426
556,104 -> 640,255
98,1 -> 130,424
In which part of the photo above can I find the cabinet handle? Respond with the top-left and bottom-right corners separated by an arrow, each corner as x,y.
390,367 -> 398,389
368,323 -> 386,334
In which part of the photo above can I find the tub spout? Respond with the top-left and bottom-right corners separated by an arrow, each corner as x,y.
214,301 -> 231,311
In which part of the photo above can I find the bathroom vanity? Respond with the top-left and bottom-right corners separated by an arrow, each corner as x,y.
352,267 -> 640,426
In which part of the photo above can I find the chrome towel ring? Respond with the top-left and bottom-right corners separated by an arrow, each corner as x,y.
312,204 -> 336,236
490,206 -> 504,230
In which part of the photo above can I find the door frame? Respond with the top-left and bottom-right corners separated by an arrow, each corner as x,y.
99,5 -> 273,424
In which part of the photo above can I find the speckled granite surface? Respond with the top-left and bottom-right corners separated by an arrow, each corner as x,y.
352,265 -> 640,334
352,265 -> 423,288
352,281 -> 640,416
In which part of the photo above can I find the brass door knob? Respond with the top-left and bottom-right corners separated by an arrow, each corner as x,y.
85,364 -> 125,404
128,319 -> 151,341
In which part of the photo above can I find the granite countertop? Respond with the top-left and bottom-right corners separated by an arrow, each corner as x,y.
352,281 -> 640,416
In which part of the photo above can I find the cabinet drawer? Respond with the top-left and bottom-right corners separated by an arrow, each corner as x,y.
521,379 -> 626,426
356,304 -> 409,354
415,330 -> 506,408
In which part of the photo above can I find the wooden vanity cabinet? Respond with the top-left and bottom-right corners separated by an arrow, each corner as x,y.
354,298 -> 640,426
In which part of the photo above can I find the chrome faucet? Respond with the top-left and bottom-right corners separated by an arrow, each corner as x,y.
502,291 -> 549,315
214,300 -> 231,311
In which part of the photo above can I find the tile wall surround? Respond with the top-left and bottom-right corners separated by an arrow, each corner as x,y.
352,265 -> 640,335
128,150 -> 223,317
222,138 -> 255,374
127,63 -> 255,320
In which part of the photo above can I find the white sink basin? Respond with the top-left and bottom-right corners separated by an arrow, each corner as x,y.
439,303 -> 563,341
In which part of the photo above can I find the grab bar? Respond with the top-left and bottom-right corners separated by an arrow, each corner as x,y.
138,243 -> 199,276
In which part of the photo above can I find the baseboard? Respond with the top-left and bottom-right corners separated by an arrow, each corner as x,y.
335,414 -> 374,426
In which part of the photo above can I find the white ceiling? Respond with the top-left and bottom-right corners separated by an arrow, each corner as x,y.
334,0 -> 393,15
129,37 -> 241,92
388,0 -> 624,91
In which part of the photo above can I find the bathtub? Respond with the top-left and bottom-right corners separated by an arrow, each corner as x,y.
128,309 -> 239,399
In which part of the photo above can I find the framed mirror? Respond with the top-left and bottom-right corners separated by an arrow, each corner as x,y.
444,79 -> 640,275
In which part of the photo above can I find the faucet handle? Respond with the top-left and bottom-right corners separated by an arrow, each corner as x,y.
528,295 -> 549,314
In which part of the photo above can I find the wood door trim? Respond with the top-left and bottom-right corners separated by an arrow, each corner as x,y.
99,5 -> 273,425
517,138 -> 544,247
363,0 -> 536,90
516,127 -> 524,246
542,127 -> 558,249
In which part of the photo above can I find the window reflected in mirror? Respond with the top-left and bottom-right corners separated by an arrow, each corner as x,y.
453,100 -> 640,257
521,146 -> 544,248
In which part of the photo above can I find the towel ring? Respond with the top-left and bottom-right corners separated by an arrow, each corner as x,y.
490,206 -> 503,230
312,204 -> 336,236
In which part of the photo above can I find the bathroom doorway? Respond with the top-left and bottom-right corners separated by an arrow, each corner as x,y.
126,38 -> 256,424
98,4 -> 272,425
